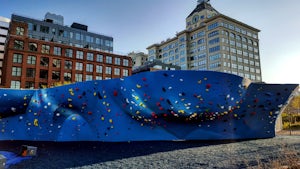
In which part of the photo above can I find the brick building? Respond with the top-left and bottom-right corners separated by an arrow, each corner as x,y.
2,14 -> 132,89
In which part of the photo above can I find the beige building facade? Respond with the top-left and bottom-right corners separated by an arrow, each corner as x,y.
147,0 -> 262,82
0,16 -> 10,85
128,52 -> 148,69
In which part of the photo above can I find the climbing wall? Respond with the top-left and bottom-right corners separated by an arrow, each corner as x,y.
0,71 -> 297,142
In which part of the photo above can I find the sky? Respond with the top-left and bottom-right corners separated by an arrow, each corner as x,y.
0,0 -> 299,85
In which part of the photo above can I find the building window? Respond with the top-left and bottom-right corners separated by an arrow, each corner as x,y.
96,38 -> 101,44
27,55 -> 36,65
25,82 -> 34,89
96,54 -> 103,62
86,75 -> 93,81
209,46 -> 220,53
207,22 -> 219,30
68,32 -> 73,39
208,38 -> 219,45
63,30 -> 68,38
29,42 -> 38,51
86,64 -> 93,72
115,58 -> 121,65
64,72 -> 72,81
96,76 -> 102,80
198,39 -> 205,45
41,45 -> 50,54
75,73 -> 83,82
39,83 -> 47,88
16,27 -> 24,36
12,67 -> 22,76
106,56 -> 112,64
76,51 -> 83,59
65,49 -> 73,58
242,37 -> 247,43
40,26 -> 49,33
14,40 -> 24,50
123,59 -> 129,66
96,65 -> 102,73
208,30 -> 219,38
53,59 -> 61,68
40,57 -> 49,67
87,53 -> 94,61
105,67 -> 111,74
75,62 -> 83,71
209,62 -> 221,69
65,60 -> 72,70
52,71 -> 60,80
40,70 -> 48,79
86,36 -> 91,43
75,33 -> 81,40
123,69 -> 129,77
54,47 -> 61,56
26,68 -> 35,78
114,68 -> 120,75
13,53 -> 23,63
28,23 -> 37,31
11,81 -> 21,89
51,28 -> 56,35
209,53 -> 221,61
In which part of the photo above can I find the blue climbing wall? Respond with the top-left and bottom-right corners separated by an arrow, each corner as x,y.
0,71 -> 297,142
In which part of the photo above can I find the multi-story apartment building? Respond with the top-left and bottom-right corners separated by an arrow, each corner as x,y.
147,0 -> 262,82
128,52 -> 148,69
0,16 -> 10,85
2,13 -> 132,89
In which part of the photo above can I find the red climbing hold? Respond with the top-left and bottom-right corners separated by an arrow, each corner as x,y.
206,84 -> 211,89
113,90 -> 118,96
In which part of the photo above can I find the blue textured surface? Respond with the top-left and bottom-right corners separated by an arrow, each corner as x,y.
0,151 -> 31,169
0,71 -> 297,142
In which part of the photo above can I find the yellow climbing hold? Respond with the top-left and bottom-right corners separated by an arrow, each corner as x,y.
101,117 -> 105,121
136,84 -> 142,88
34,119 -> 39,126
109,119 -> 113,123
178,110 -> 185,114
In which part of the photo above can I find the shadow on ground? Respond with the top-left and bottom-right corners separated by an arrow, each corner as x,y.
0,139 -> 244,169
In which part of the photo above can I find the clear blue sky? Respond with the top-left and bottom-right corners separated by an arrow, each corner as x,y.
0,0 -> 299,85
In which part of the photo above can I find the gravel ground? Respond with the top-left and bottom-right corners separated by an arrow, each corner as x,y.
1,135 -> 299,169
